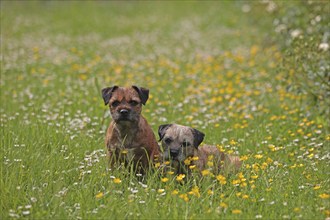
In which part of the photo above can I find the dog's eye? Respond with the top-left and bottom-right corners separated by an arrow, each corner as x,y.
111,101 -> 120,107
164,138 -> 172,144
182,141 -> 191,147
129,100 -> 139,106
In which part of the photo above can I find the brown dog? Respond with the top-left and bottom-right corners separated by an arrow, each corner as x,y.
158,123 -> 242,175
102,85 -> 160,174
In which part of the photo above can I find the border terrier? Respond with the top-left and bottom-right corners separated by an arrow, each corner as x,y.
102,85 -> 160,174
158,123 -> 241,175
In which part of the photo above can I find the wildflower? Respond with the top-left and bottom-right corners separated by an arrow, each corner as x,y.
220,202 -> 228,208
188,186 -> 200,198
294,207 -> 301,212
167,171 -> 174,175
216,174 -> 227,185
207,190 -> 214,195
207,161 -> 214,167
254,154 -> 263,159
113,178 -> 121,184
171,190 -> 179,195
266,157 -> 273,164
232,209 -> 242,214
121,150 -> 128,154
230,140 -> 237,145
161,177 -> 169,183
176,174 -> 185,182
242,194 -> 249,199
96,192 -> 104,199
179,193 -> 189,202
191,156 -> 199,161
232,179 -> 241,185
184,158 -> 192,165
154,162 -> 161,168
313,185 -> 321,190
319,193 -> 330,199
189,165 -> 196,169
319,42 -> 329,51
201,169 -> 211,176
239,155 -> 248,161
251,175 -> 258,179
158,189 -> 165,193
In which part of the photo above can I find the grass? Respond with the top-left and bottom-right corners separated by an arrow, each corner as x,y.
1,1 -> 329,219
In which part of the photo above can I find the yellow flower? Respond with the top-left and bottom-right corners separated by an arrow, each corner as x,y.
121,150 -> 128,154
232,209 -> 242,214
216,174 -> 227,185
254,154 -> 263,159
239,155 -> 248,161
179,193 -> 189,202
113,178 -> 121,184
207,190 -> 214,195
184,158 -> 192,165
220,202 -> 228,208
319,193 -> 330,199
207,161 -> 214,167
294,207 -> 301,212
167,171 -> 174,175
230,140 -> 237,145
171,189 -> 179,195
192,156 -> 199,161
154,162 -> 161,168
176,174 -> 185,182
158,189 -> 165,193
266,157 -> 273,164
189,165 -> 196,169
201,169 -> 211,176
95,192 -> 104,199
188,186 -> 200,198
242,194 -> 249,199
161,177 -> 169,183
313,185 -> 321,190
251,175 -> 258,179
232,179 -> 241,185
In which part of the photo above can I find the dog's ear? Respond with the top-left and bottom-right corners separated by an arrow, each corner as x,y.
158,124 -> 172,141
191,128 -> 205,148
132,85 -> 149,105
102,86 -> 118,105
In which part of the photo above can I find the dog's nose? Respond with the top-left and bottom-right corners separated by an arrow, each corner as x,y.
119,109 -> 129,115
170,149 -> 179,158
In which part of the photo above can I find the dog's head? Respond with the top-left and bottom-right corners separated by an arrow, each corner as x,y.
158,124 -> 205,163
102,85 -> 149,124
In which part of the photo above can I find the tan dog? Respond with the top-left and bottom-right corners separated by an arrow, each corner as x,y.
102,85 -> 160,174
158,124 -> 241,175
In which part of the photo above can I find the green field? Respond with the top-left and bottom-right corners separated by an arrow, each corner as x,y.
1,1 -> 329,219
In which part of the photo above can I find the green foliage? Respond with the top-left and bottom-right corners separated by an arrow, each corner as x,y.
268,1 -> 329,125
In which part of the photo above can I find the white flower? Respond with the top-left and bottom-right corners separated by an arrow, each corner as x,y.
290,29 -> 301,38
319,43 -> 329,51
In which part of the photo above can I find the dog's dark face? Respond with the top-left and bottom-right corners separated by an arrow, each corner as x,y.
102,86 -> 149,124
158,124 -> 205,163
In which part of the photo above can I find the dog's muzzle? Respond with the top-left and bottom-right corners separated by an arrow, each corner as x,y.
117,109 -> 131,121
170,149 -> 179,159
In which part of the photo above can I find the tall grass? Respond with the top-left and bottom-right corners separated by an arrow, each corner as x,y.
1,1 -> 329,219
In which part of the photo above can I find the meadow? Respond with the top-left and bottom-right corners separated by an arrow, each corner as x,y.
1,1 -> 329,219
